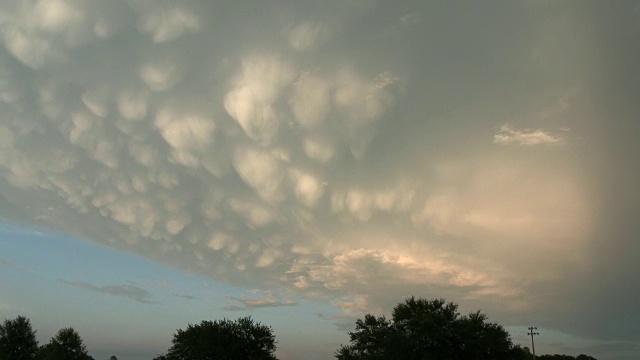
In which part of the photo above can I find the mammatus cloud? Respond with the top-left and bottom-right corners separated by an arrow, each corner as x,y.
0,0 -> 587,305
61,281 -> 158,304
0,1 -> 638,354
493,124 -> 561,146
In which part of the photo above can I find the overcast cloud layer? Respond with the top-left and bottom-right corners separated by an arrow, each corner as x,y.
0,0 -> 639,354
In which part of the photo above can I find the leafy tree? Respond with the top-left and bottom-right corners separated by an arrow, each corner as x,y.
38,327 -> 93,360
159,317 -> 277,360
0,315 -> 39,360
109,356 -> 118,360
509,345 -> 533,360
336,297 -> 517,360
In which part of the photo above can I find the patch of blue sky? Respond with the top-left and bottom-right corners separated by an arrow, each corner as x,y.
0,222 -> 344,358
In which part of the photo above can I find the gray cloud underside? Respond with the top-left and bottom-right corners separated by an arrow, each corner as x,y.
61,280 -> 158,304
0,0 -> 638,347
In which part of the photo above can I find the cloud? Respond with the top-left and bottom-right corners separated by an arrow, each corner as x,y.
222,291 -> 297,311
287,21 -> 334,52
494,124 -> 561,146
0,0 -> 637,353
0,258 -> 16,267
173,293 -> 196,301
0,257 -> 40,275
399,13 -> 421,28
61,281 -> 158,304
584,341 -> 640,357
138,5 -> 202,43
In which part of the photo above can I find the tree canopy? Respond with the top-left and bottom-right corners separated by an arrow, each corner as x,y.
159,316 -> 277,360
336,297 -> 522,360
539,355 -> 597,360
0,315 -> 39,360
38,327 -> 93,360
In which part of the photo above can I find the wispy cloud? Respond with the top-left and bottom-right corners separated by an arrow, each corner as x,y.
0,258 -> 15,267
222,292 -> 297,311
61,281 -> 158,304
494,124 -> 561,146
0,258 -> 38,275
173,293 -> 196,300
314,310 -> 361,332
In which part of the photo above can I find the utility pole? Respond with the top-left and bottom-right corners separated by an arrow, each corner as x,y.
528,326 -> 539,360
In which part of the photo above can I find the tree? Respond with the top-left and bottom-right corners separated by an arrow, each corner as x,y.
539,355 -> 597,360
109,356 -> 118,360
509,345 -> 533,360
159,317 -> 277,360
575,355 -> 597,360
0,315 -> 39,360
336,297 -> 517,360
38,327 -> 93,360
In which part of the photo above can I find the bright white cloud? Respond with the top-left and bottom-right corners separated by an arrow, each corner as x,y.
35,0 -> 84,32
224,55 -> 295,145
288,169 -> 324,208
232,146 -> 284,202
155,108 -> 215,167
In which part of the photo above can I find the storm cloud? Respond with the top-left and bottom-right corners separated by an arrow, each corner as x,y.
0,0 -> 638,356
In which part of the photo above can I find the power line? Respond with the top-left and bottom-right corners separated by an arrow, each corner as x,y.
528,326 -> 539,360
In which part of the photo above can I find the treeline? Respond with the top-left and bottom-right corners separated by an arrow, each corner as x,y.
1,297 -> 598,360
0,315 -> 97,360
539,356 -> 597,360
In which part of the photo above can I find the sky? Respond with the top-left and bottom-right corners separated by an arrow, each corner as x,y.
0,0 -> 639,359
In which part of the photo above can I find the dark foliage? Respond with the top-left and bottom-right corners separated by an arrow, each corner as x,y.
539,355 -> 597,360
159,316 -> 277,360
38,327 -> 94,360
336,297 -> 518,360
0,316 -> 39,360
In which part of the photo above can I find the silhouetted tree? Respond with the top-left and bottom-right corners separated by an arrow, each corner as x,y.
109,356 -> 118,360
336,297 -> 517,360
38,327 -> 93,360
0,315 -> 39,360
159,317 -> 277,360
539,355 -> 597,360
509,345 -> 533,360
576,355 -> 597,360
